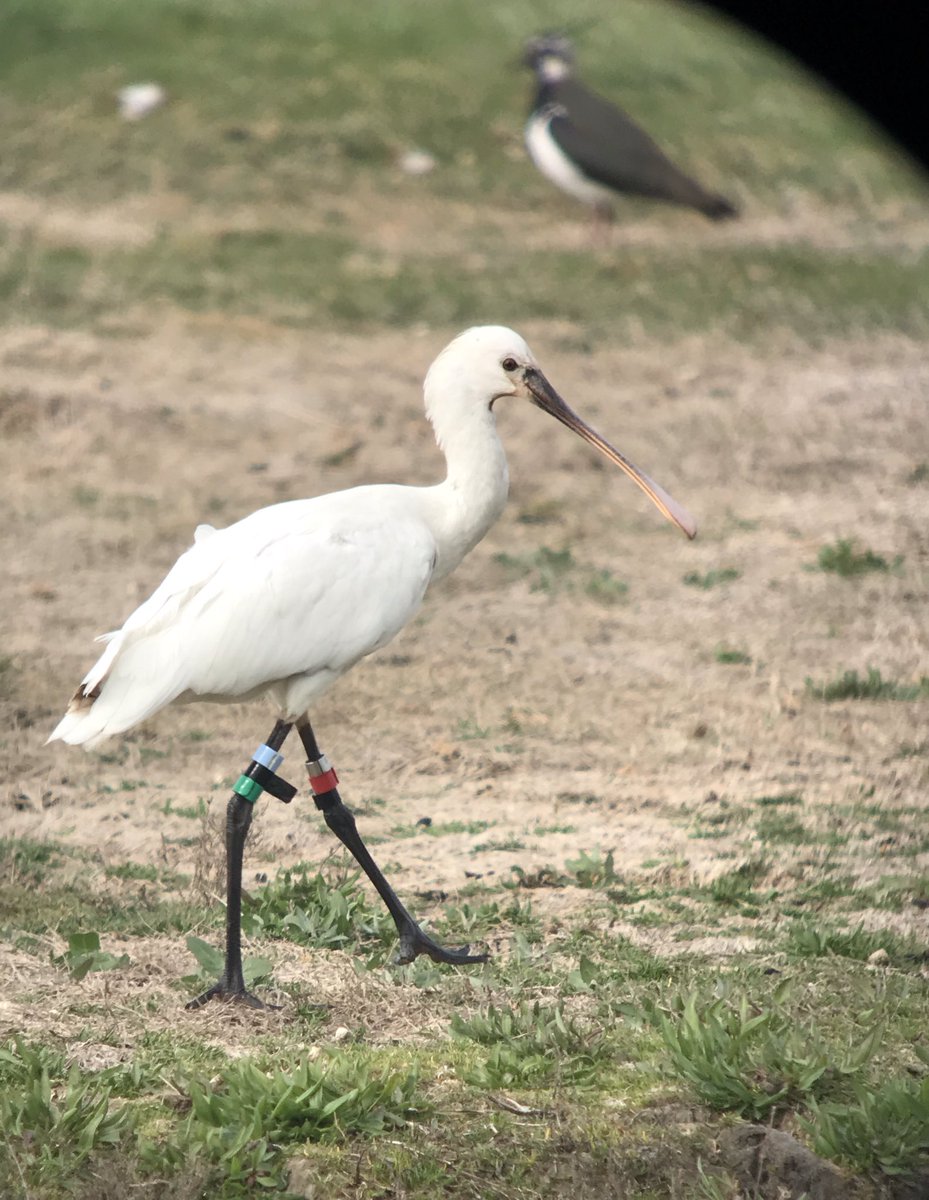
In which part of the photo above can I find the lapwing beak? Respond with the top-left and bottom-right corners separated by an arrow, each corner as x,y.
524,368 -> 697,540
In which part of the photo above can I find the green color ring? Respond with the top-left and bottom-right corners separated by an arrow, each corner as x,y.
233,774 -> 263,804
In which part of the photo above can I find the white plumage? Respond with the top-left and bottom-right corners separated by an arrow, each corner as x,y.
48,323 -> 697,1006
525,108 -> 614,208
49,325 -> 694,750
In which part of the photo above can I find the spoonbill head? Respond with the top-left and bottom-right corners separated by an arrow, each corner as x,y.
49,324 -> 695,1010
426,324 -> 696,540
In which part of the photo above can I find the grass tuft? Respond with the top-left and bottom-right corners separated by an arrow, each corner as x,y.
452,1001 -> 604,1087
683,568 -> 741,589
242,863 -> 393,957
784,921 -> 924,967
807,1078 -> 929,1176
806,668 -> 929,701
652,983 -> 881,1121
816,538 -> 900,576
714,645 -> 751,664
0,1037 -> 136,1184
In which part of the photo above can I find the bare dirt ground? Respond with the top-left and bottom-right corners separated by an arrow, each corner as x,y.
3,302 -> 927,955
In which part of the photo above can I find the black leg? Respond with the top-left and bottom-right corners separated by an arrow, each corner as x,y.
186,718 -> 292,1010
297,717 -> 488,966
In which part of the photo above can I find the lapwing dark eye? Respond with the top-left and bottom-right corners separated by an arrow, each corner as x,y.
501,357 -> 519,372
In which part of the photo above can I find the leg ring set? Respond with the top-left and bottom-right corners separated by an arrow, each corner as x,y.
232,745 -> 340,806
233,742 -> 298,805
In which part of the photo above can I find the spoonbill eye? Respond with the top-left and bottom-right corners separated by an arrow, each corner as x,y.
501,357 -> 519,372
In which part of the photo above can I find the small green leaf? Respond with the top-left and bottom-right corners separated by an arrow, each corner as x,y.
186,936 -> 224,973
68,931 -> 101,955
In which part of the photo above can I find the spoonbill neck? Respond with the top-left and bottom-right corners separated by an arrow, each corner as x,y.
424,392 -> 510,582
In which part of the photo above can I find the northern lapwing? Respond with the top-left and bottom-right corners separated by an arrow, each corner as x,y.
523,34 -> 738,227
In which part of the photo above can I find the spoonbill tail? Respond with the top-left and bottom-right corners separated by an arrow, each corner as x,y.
49,325 -> 696,1009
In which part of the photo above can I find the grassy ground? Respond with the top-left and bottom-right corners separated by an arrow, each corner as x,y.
2,0 -> 929,1197
1,0 -> 926,339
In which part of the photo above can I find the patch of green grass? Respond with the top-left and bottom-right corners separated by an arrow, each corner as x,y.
52,931 -> 131,981
515,497 -> 563,525
806,667 -> 929,701
714,645 -> 752,664
583,569 -> 629,605
8,203 -> 929,346
0,864 -> 210,940
0,1036 -> 137,1188
137,745 -> 168,764
688,806 -> 743,840
565,848 -> 618,889
851,874 -> 929,912
392,818 -> 493,839
17,231 -> 929,341
651,982 -> 882,1121
754,791 -> 803,807
895,739 -> 929,758
103,861 -> 159,883
507,863 -> 565,890
783,921 -> 926,968
756,812 -> 813,844
71,483 -> 100,507
0,653 -> 15,697
472,836 -> 526,853
704,861 -> 770,908
683,568 -> 741,589
565,932 -> 673,990
494,546 -> 577,595
438,896 -> 539,942
815,538 -> 900,576
187,1049 -> 421,1147
452,1000 -> 605,1088
807,1077 -> 929,1176
160,797 -> 207,820
454,717 -> 490,740
242,863 -> 392,954
0,836 -> 64,883
792,874 -> 859,906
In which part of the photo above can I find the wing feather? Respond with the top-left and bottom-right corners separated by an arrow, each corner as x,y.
48,488 -> 437,745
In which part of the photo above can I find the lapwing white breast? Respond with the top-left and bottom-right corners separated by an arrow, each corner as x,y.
523,33 -> 738,223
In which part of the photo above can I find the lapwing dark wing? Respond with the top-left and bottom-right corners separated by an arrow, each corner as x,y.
523,34 -> 738,223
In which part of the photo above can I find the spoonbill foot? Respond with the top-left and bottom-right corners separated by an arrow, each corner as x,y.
297,718 -> 490,970
185,978 -> 277,1011
394,921 -> 489,966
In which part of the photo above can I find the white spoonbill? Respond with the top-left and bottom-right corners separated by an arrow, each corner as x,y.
49,325 -> 696,1009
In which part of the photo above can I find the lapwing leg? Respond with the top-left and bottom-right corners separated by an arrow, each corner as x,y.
297,717 -> 488,967
591,199 -> 614,249
187,718 -> 293,1010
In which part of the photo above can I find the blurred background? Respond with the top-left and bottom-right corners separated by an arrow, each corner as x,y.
1,0 -> 925,334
